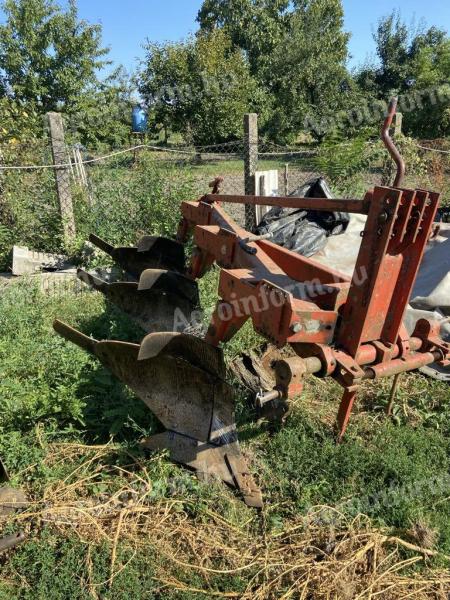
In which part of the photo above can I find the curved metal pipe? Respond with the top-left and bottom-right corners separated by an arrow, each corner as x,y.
381,97 -> 405,187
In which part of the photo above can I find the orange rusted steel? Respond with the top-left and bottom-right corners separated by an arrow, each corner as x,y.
178,180 -> 448,439
363,351 -> 442,379
204,194 -> 370,214
355,338 -> 423,366
180,199 -> 349,346
381,97 -> 406,187
336,188 -> 440,355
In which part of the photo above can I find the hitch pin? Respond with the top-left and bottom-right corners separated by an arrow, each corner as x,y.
239,232 -> 273,255
256,388 -> 283,409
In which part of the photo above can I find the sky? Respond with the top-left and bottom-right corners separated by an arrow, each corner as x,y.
3,0 -> 450,75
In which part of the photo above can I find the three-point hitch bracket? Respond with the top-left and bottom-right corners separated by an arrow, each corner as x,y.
176,98 -> 450,440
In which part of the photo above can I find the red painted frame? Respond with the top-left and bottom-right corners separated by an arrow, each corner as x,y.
176,184 -> 448,439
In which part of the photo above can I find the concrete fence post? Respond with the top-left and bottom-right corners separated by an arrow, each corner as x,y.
394,112 -> 403,137
47,112 -> 76,247
244,113 -> 258,231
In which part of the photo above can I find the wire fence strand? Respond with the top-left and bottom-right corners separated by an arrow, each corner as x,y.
0,127 -> 448,273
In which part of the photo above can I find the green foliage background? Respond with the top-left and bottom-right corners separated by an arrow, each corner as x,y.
0,1 -> 449,595
1,0 -> 449,148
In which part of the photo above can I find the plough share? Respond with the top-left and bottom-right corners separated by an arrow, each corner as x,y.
54,100 -> 450,508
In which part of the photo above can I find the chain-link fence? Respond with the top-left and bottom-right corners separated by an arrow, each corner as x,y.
0,133 -> 322,263
0,139 -> 64,264
1,113 -> 449,280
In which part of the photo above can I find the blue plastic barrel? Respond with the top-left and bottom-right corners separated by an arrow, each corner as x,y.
132,106 -> 148,133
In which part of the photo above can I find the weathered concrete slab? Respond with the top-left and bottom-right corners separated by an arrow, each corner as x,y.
12,246 -> 73,275
1,265 -> 128,296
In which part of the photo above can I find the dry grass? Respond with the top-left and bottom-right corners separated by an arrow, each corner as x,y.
3,442 -> 450,599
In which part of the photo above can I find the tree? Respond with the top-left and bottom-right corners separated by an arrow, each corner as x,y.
0,0 -> 109,113
355,12 -> 450,137
138,39 -> 191,143
266,0 -> 351,141
67,68 -> 135,148
371,11 -> 411,96
197,0 -> 291,76
0,97 -> 42,143
138,30 -> 267,145
405,36 -> 450,137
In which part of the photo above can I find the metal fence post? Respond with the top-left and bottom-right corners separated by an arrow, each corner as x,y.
47,112 -> 76,247
244,113 -> 258,231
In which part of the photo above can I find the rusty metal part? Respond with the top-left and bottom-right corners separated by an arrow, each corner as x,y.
256,389 -> 283,406
185,214 -> 346,347
89,234 -> 186,277
77,269 -> 199,332
255,389 -> 289,423
386,373 -> 402,416
179,179 -> 445,442
292,343 -> 337,377
53,321 -> 263,508
205,194 -> 370,214
355,338 -> 423,366
209,177 -> 224,194
141,433 -> 262,508
336,188 -> 439,357
0,532 -> 26,554
239,232 -> 273,255
138,269 -> 198,301
412,318 -> 450,365
274,356 -> 322,395
363,350 -> 443,380
255,356 -> 322,422
381,97 -> 406,187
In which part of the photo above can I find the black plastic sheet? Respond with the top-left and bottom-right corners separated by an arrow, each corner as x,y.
255,177 -> 350,257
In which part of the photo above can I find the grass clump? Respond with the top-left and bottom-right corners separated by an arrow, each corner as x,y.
0,279 -> 449,597
0,152 -> 197,271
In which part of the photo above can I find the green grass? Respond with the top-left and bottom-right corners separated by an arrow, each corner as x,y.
185,158 -> 288,176
1,133 -> 450,596
0,530 -> 157,600
0,277 -> 449,597
0,154 -> 197,271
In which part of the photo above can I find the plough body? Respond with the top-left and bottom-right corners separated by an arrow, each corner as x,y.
54,100 -> 450,507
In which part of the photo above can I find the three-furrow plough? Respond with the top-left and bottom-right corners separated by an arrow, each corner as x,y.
54,100 -> 450,507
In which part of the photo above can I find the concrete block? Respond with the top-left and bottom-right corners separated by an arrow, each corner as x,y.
12,246 -> 73,275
